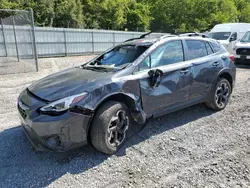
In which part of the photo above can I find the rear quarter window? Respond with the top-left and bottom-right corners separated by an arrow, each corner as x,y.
205,42 -> 213,55
210,41 -> 221,53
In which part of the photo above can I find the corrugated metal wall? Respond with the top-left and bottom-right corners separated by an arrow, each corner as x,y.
0,26 -> 165,58
0,25 -> 34,58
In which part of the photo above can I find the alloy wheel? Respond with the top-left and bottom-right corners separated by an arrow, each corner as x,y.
107,110 -> 129,147
215,82 -> 230,108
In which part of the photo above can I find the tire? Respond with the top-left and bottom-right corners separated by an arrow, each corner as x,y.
206,78 -> 232,111
90,101 -> 131,154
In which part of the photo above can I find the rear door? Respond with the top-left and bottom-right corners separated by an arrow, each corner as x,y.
135,40 -> 192,115
184,39 -> 223,101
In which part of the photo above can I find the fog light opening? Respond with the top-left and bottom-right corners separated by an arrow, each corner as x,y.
45,136 -> 61,148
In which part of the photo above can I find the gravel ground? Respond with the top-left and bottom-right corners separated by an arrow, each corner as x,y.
0,59 -> 249,188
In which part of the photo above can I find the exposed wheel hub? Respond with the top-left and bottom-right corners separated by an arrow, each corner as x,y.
107,110 -> 129,147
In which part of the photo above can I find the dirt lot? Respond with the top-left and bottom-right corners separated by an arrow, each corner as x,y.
0,58 -> 249,188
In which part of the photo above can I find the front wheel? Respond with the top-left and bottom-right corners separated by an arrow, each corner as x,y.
90,101 -> 130,154
206,78 -> 232,111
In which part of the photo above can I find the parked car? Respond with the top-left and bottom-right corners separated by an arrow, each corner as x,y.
208,23 -> 250,54
233,30 -> 250,64
18,33 -> 236,154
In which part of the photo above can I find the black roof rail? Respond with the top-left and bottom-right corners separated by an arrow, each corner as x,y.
124,31 -> 152,42
178,32 -> 210,38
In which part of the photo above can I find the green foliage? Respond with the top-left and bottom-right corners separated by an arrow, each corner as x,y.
33,0 -> 55,26
54,0 -> 84,28
234,0 -> 250,22
0,0 -> 250,32
150,0 -> 240,33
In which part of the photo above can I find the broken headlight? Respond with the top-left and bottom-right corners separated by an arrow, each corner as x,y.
40,93 -> 87,114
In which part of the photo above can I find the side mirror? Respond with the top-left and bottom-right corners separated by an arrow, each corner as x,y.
229,34 -> 237,42
148,69 -> 164,87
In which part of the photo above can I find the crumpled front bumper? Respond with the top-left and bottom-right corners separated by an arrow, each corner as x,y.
19,110 -> 92,152
17,89 -> 93,152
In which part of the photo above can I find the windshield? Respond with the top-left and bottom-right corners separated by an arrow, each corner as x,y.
85,45 -> 149,69
241,31 -> 250,42
208,32 -> 231,40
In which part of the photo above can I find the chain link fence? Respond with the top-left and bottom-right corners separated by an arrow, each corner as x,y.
0,9 -> 38,75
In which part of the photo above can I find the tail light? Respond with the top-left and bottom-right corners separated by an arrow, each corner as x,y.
229,55 -> 235,63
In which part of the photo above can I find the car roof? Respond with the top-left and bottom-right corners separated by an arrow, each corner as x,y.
122,35 -> 215,46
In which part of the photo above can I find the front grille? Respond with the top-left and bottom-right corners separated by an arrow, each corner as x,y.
18,105 -> 27,119
235,59 -> 250,64
18,100 -> 29,119
236,48 -> 250,55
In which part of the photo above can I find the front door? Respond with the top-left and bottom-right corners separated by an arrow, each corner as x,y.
135,40 -> 192,115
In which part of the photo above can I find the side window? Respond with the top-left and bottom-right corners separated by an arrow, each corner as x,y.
158,40 -> 184,67
139,40 -> 184,71
205,42 -> 213,55
186,40 -> 207,60
139,56 -> 150,71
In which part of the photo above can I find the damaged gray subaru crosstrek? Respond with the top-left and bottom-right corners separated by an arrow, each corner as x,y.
18,33 -> 236,154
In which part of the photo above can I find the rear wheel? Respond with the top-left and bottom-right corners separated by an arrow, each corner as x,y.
90,101 -> 130,154
206,78 -> 231,111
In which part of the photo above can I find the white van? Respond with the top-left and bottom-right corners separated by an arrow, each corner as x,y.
208,23 -> 250,54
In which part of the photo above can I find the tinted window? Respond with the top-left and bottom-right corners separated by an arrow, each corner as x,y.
205,42 -> 213,55
139,40 -> 184,71
186,40 -> 207,60
208,32 -> 231,40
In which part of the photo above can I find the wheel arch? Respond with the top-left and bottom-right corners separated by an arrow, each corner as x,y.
86,92 -> 146,142
94,93 -> 138,113
218,70 -> 233,90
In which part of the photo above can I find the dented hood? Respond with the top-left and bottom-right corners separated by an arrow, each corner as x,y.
28,67 -> 114,101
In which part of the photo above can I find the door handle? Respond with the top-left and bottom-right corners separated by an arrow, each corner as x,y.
180,68 -> 189,74
212,62 -> 220,67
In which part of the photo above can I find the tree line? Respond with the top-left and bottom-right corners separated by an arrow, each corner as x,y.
1,0 -> 250,33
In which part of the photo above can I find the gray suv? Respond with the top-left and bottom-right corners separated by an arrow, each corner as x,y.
18,33 -> 236,154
